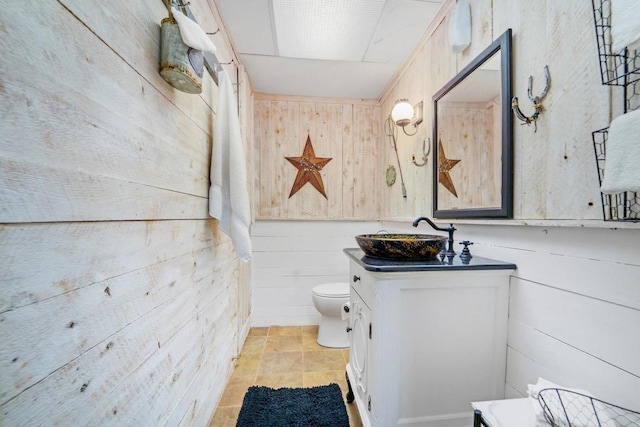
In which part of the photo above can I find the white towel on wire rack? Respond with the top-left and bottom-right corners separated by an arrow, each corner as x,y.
171,6 -> 217,53
209,70 -> 252,261
611,0 -> 640,52
600,109 -> 640,194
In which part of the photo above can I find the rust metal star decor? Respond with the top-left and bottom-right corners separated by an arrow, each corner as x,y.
437,141 -> 461,198
285,136 -> 332,199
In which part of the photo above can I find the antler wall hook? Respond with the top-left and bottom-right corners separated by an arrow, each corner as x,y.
511,65 -> 550,132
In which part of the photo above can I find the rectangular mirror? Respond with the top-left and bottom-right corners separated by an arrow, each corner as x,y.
432,29 -> 513,218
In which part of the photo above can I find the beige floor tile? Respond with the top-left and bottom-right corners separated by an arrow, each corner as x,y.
264,335 -> 303,352
232,353 -> 262,376
302,325 -> 319,335
255,372 -> 304,389
240,336 -> 266,355
217,374 -> 255,407
302,334 -> 325,351
346,402 -> 363,427
259,351 -> 303,374
268,325 -> 302,336
303,350 -> 348,372
212,325 -> 361,427
248,327 -> 269,336
208,406 -> 240,427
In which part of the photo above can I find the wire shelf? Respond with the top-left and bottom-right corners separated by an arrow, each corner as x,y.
591,0 -> 640,222
592,128 -> 640,221
591,0 -> 640,87
539,388 -> 640,427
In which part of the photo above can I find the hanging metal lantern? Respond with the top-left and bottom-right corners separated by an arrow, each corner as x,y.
159,9 -> 203,94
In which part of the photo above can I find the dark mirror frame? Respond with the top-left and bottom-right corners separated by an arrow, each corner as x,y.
432,29 -> 513,219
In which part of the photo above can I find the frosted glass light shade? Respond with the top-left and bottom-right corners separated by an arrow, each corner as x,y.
391,100 -> 414,126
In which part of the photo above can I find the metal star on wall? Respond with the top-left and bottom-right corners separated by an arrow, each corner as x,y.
285,136 -> 332,199
437,142 -> 461,198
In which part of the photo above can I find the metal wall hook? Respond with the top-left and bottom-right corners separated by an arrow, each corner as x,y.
412,138 -> 430,167
512,65 -> 551,132
528,65 -> 550,102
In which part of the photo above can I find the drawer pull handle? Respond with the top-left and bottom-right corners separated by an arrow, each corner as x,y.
353,275 -> 361,282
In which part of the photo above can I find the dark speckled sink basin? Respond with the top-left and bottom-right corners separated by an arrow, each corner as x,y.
355,234 -> 447,260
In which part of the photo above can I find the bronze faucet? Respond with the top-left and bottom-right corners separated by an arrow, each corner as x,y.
412,216 -> 457,258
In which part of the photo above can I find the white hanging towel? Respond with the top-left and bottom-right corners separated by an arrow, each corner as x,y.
611,0 -> 640,52
209,71 -> 252,261
600,109 -> 640,194
171,6 -> 217,54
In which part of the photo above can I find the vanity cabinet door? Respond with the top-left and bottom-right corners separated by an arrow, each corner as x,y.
349,289 -> 370,404
348,264 -> 374,427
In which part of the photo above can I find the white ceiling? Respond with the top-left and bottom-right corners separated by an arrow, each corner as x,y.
214,0 -> 443,99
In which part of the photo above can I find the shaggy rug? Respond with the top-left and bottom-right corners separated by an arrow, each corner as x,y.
235,383 -> 349,427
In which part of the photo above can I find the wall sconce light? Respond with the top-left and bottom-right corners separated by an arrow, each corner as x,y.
384,98 -> 424,198
391,99 -> 423,136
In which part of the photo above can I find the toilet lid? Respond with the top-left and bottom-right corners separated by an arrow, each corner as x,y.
312,282 -> 350,298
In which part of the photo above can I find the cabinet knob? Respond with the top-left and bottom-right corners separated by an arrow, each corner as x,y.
352,275 -> 361,282
343,305 -> 350,313
346,326 -> 352,333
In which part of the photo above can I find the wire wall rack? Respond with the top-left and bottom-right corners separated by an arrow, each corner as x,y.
590,0 -> 640,221
538,388 -> 640,427
592,0 -> 640,86
592,128 -> 640,220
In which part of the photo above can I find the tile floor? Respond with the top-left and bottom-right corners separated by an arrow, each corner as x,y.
209,325 -> 362,427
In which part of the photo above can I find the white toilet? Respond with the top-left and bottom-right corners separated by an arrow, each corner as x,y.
311,282 -> 350,348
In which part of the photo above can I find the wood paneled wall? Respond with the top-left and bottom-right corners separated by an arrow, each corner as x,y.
0,1 -> 251,424
380,0 -> 640,412
254,94 -> 381,219
250,220 -> 380,326
382,0 -> 610,221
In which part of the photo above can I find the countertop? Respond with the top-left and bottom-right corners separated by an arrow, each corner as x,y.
344,248 -> 517,272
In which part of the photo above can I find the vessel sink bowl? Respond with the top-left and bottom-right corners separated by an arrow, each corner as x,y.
355,234 -> 447,260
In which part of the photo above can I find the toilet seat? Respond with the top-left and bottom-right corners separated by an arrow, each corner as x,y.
312,282 -> 350,298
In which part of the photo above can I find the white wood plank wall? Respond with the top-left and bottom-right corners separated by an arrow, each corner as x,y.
380,0 -> 610,222
0,1 -> 251,425
253,94 -> 381,220
250,220 -> 381,326
385,221 -> 640,411
376,0 -> 639,412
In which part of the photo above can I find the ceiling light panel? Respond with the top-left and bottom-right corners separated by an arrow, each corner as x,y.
272,0 -> 386,61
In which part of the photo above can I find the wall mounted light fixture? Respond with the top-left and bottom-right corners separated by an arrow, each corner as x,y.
391,99 -> 423,136
384,98 -> 424,198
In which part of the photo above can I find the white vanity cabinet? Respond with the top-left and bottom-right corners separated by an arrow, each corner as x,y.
344,249 -> 515,427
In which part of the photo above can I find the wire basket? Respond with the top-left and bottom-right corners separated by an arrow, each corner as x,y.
590,0 -> 640,222
591,0 -> 640,87
592,128 -> 640,221
538,388 -> 640,427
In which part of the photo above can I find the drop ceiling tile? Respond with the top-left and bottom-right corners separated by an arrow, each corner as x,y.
240,54 -> 398,99
365,0 -> 442,64
214,0 -> 276,55
272,0 -> 386,61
